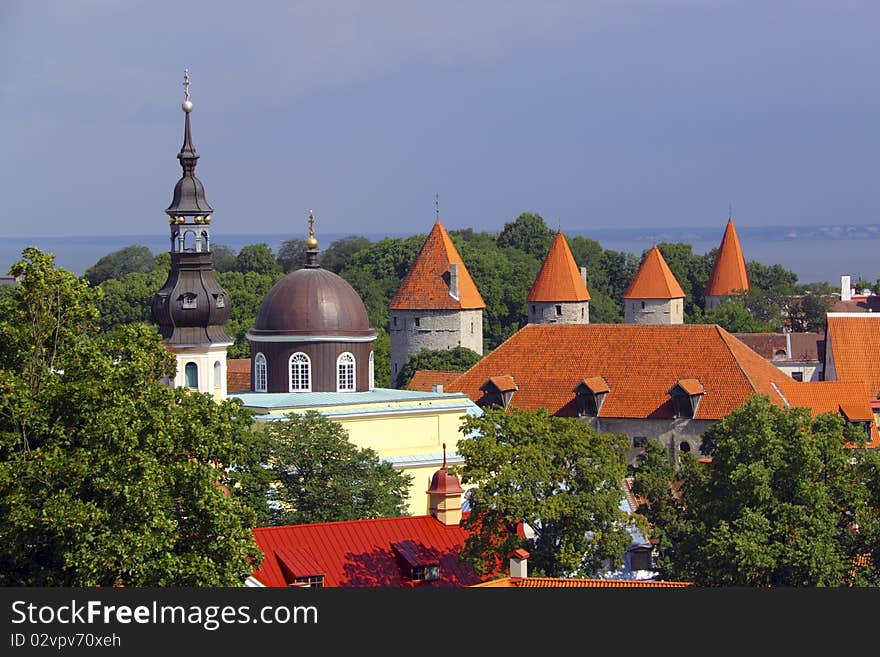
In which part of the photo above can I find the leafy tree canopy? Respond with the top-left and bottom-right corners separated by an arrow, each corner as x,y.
455,407 -> 632,578
235,243 -> 281,276
496,212 -> 555,260
259,410 -> 412,525
635,395 -> 880,586
276,238 -> 307,273
320,236 -> 373,274
83,245 -> 155,286
0,248 -> 261,586
395,346 -> 481,389
698,298 -> 771,333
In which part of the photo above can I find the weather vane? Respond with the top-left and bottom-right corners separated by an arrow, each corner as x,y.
435,194 -> 440,221
308,209 -> 315,239
728,202 -> 733,221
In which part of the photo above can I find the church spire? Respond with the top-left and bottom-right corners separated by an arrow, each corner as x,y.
166,69 -> 213,218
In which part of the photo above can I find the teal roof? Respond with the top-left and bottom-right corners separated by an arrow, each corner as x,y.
231,387 -> 483,420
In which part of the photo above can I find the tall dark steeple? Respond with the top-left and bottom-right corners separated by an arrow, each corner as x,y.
152,70 -> 233,398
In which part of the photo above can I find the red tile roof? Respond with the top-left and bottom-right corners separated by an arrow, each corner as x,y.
389,221 -> 485,311
674,378 -> 705,396
623,245 -> 685,299
473,577 -> 693,588
580,376 -> 610,394
733,332 -> 824,362
527,232 -> 591,302
451,324 -> 867,423
484,375 -> 518,393
227,358 -> 251,393
406,370 -> 466,392
252,514 -> 489,587
776,379 -> 880,446
826,315 -> 880,398
705,219 -> 750,297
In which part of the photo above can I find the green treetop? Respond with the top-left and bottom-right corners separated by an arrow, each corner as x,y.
455,407 -> 632,578
0,247 -> 261,586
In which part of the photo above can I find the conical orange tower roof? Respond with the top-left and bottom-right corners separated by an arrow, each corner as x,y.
527,231 -> 591,302
390,221 -> 486,310
706,219 -> 750,297
623,245 -> 686,299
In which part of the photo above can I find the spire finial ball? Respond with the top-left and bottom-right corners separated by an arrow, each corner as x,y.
182,100 -> 193,113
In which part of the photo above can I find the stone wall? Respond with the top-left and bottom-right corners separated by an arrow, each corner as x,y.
528,300 -> 589,324
389,308 -> 483,382
624,297 -> 684,325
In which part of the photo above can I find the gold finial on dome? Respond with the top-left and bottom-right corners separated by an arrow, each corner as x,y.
306,209 -> 319,250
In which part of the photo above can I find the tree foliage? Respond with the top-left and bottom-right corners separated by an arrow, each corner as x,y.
276,239 -> 307,273
455,407 -> 632,578
635,395 -> 880,586
259,411 -> 412,525
83,245 -> 156,286
496,212 -> 555,260
395,346 -> 482,389
0,248 -> 261,586
235,243 -> 281,276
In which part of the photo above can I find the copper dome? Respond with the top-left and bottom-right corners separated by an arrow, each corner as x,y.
251,267 -> 374,337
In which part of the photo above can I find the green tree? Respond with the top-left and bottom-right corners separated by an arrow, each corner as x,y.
97,269 -> 167,330
83,245 -> 155,286
699,299 -> 771,333
786,293 -> 833,333
372,327 -> 392,389
658,395 -> 880,586
395,346 -> 481,388
0,248 -> 261,586
496,212 -> 554,260
319,236 -> 373,273
455,407 -> 632,578
211,244 -> 238,272
261,411 -> 412,525
276,238 -> 307,273
235,243 -> 281,276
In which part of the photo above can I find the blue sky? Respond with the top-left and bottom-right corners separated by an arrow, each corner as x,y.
1,1 -> 878,238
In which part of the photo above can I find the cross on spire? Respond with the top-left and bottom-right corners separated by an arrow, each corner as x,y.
183,68 -> 191,102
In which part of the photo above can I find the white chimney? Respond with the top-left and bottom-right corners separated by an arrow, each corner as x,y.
580,266 -> 588,285
432,383 -> 444,393
509,549 -> 529,579
448,263 -> 459,300
841,275 -> 852,302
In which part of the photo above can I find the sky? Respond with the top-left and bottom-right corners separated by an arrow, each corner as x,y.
1,0 -> 879,239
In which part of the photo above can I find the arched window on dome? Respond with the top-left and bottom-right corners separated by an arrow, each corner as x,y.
184,362 -> 199,389
337,352 -> 355,392
289,352 -> 312,392
254,353 -> 268,393
369,351 -> 374,391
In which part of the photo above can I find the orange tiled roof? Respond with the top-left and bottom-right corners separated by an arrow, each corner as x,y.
389,221 -> 485,311
527,232 -> 590,302
776,379 -> 880,446
484,375 -> 517,393
826,315 -> 880,399
705,219 -> 750,297
673,378 -> 705,396
580,376 -> 610,394
227,358 -> 251,393
452,324 -> 824,420
406,370 -> 464,392
473,577 -> 693,588
623,245 -> 685,299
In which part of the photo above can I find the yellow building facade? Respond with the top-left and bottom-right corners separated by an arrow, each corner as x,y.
231,388 -> 480,515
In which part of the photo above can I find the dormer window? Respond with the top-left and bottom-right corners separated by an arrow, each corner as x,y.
574,376 -> 611,417
840,404 -> 874,444
392,540 -> 441,584
275,547 -> 325,588
668,379 -> 705,419
480,375 -> 518,410
214,293 -> 226,308
179,293 -> 198,309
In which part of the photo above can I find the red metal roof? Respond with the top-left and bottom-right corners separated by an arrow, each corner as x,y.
252,514 -> 490,587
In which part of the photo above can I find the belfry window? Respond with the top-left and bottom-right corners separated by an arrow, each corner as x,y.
368,352 -> 375,391
213,361 -> 222,389
337,352 -> 356,392
289,352 -> 311,392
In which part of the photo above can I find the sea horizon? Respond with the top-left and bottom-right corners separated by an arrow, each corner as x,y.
3,223 -> 879,289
